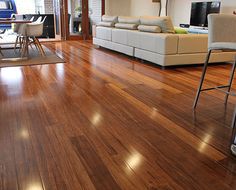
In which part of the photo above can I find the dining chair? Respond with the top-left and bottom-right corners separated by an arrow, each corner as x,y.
34,16 -> 42,24
13,16 -> 35,51
193,14 -> 236,109
20,17 -> 47,57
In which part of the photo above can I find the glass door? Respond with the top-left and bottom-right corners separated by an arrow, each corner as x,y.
64,0 -> 88,40
64,0 -> 104,40
53,0 -> 64,40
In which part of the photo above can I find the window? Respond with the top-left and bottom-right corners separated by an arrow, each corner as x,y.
0,0 -> 12,10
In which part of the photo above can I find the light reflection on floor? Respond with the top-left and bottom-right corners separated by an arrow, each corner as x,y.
0,67 -> 23,84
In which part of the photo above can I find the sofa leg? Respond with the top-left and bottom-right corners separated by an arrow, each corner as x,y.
94,45 -> 100,48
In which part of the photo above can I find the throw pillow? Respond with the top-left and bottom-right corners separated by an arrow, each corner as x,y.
140,16 -> 175,33
118,16 -> 140,25
115,23 -> 138,30
102,15 -> 118,23
97,21 -> 115,27
138,25 -> 161,33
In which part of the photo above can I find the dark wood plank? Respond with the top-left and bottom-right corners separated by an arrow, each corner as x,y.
71,136 -> 121,190
0,40 -> 236,190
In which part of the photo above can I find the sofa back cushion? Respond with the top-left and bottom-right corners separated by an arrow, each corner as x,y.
102,15 -> 118,23
140,16 -> 175,33
118,16 -> 140,24
115,23 -> 138,30
97,21 -> 115,27
138,25 -> 161,33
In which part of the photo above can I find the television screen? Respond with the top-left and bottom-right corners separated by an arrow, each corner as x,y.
190,1 -> 221,27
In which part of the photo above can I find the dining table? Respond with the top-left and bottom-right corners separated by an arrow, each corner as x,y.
0,18 -> 32,24
0,18 -> 32,62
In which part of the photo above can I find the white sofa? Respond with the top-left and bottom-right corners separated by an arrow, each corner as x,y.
93,16 -> 235,67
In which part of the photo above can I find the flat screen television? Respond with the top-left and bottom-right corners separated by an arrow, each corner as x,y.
190,1 -> 221,27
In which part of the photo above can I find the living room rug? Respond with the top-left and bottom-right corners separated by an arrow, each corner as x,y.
0,46 -> 65,68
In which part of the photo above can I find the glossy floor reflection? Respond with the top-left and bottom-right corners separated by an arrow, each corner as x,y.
0,40 -> 236,190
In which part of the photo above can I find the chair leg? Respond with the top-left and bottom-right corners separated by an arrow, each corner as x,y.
193,50 -> 212,109
21,37 -> 29,58
32,37 -> 39,51
21,37 -> 26,57
14,36 -> 19,52
20,37 -> 25,54
19,36 -> 23,51
225,58 -> 236,104
34,37 -> 45,57
0,47 -> 3,56
231,105 -> 236,156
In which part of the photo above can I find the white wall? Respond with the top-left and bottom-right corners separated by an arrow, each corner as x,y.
15,0 -> 54,14
169,0 -> 236,26
105,0 -> 131,16
105,0 -> 160,16
105,0 -> 235,26
15,0 -> 36,14
130,0 -> 160,16
44,0 -> 54,14
89,0 -> 102,24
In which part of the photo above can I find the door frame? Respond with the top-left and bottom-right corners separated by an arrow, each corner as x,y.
62,0 -> 105,40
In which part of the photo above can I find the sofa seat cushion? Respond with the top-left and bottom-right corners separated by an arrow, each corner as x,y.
97,21 -> 115,27
209,42 -> 236,51
118,16 -> 140,24
115,23 -> 138,30
178,34 -> 208,54
140,16 -> 175,33
138,25 -> 161,33
134,48 -> 235,66
127,31 -> 178,55
102,15 -> 118,23
96,26 -> 112,41
112,28 -> 136,45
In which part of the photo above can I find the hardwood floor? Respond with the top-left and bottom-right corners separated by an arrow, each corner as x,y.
1,40 -> 236,190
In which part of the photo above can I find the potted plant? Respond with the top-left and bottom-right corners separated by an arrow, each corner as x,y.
74,6 -> 82,17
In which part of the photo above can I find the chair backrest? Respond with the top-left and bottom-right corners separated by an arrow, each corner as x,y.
30,16 -> 35,22
208,14 -> 236,46
19,16 -> 46,37
34,16 -> 42,24
41,16 -> 47,23
26,22 -> 44,37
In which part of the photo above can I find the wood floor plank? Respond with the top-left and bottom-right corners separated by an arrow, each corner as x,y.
71,136 -> 121,190
107,83 -> 226,161
0,40 -> 236,190
0,101 -> 19,190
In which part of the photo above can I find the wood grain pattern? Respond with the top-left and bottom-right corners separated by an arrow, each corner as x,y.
0,40 -> 236,190
71,136 -> 121,190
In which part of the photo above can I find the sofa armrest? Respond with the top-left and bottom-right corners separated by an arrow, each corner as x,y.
177,34 -> 208,54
